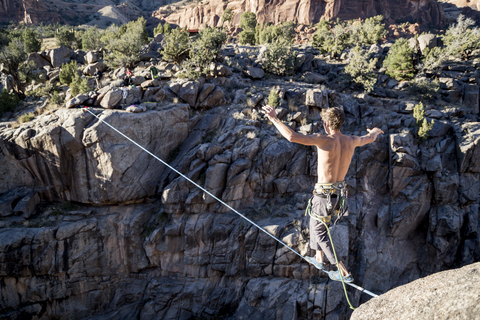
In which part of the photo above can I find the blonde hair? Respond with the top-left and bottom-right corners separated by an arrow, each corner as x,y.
321,107 -> 345,131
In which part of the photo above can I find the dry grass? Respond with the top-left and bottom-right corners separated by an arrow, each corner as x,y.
41,37 -> 58,51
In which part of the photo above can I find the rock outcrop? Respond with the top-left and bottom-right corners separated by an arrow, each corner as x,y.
351,262 -> 480,320
157,0 -> 446,29
0,107 -> 189,204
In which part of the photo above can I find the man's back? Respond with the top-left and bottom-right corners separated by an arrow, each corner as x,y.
316,133 -> 357,183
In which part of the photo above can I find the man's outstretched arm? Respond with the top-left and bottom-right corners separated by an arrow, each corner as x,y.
262,105 -> 327,146
353,128 -> 384,147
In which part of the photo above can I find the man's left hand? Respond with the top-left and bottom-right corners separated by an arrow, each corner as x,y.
262,105 -> 278,122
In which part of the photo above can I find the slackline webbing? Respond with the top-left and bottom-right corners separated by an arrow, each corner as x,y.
82,107 -> 378,300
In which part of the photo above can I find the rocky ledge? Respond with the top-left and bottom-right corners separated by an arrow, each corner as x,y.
351,262 -> 480,320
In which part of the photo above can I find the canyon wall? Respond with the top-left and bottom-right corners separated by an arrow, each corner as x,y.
158,0 -> 446,29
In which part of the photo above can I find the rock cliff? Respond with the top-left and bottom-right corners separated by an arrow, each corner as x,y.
158,0 -> 446,29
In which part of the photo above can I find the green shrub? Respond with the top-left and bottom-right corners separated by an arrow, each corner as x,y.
0,39 -> 28,99
239,12 -> 257,30
382,38 -> 415,80
352,15 -> 386,45
154,22 -> 164,35
49,90 -> 63,106
413,102 -> 434,141
421,46 -> 446,73
344,46 -> 377,93
408,78 -> 439,102
19,112 -> 34,123
312,19 -> 332,53
186,27 -> 227,77
102,17 -> 150,68
313,18 -> 350,56
443,14 -> 480,59
162,27 -> 190,64
256,22 -> 294,45
56,28 -> 75,48
239,30 -> 256,45
313,16 -> 385,56
22,28 -> 41,53
239,12 -> 257,45
59,61 -> 78,85
0,89 -> 19,115
163,23 -> 172,34
268,88 -> 279,107
264,38 -> 297,76
82,27 -> 103,51
278,21 -> 295,43
70,73 -> 91,96
222,8 -> 233,27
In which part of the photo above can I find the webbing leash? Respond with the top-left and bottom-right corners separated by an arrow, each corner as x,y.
82,107 -> 378,300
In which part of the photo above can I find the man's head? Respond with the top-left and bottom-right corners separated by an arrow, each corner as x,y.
321,107 -> 345,131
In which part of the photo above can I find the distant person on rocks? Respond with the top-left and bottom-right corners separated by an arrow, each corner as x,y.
123,69 -> 133,87
94,68 -> 103,89
262,105 -> 383,283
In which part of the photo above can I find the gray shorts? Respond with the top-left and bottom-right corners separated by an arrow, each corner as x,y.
309,194 -> 339,265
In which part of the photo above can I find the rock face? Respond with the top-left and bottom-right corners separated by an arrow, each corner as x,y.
3,25 -> 480,320
0,107 -> 189,204
351,263 -> 480,320
158,0 -> 445,29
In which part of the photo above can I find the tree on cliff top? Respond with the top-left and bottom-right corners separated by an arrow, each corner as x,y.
102,17 -> 149,68
162,27 -> 190,64
313,16 -> 386,57
185,27 -> 227,77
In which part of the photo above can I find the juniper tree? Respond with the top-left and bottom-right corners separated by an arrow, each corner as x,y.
239,12 -> 257,45
186,27 -> 227,77
22,28 -> 41,53
102,17 -> 149,68
345,46 -> 377,93
382,38 -> 415,80
162,27 -> 190,64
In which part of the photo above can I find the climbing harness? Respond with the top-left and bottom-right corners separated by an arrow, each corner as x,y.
82,107 -> 378,305
305,181 -> 348,225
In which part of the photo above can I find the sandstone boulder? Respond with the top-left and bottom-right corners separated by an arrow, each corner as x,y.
126,105 -> 146,113
243,67 -> 264,79
27,53 -> 50,69
49,46 -> 71,68
305,89 -> 329,108
65,94 -> 90,109
85,52 -> 98,64
418,33 -> 437,53
351,263 -> 480,320
83,61 -> 107,76
303,71 -> 327,84
100,89 -> 122,109
198,87 -> 225,108
178,81 -> 200,107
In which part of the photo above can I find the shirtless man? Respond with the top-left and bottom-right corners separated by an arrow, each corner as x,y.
262,105 -> 383,282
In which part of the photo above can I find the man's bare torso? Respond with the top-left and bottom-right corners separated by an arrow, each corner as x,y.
316,133 -> 356,183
